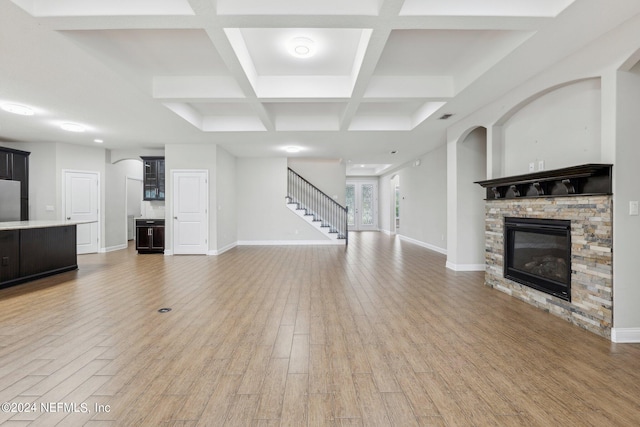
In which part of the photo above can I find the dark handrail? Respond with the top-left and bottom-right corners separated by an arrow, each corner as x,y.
287,168 -> 346,211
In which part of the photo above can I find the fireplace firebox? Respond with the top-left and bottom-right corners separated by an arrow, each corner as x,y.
504,217 -> 571,301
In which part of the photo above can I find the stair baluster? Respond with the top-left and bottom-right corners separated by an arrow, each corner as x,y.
286,168 -> 348,244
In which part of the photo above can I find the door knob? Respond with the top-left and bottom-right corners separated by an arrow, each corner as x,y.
67,217 -> 71,220
174,216 -> 178,220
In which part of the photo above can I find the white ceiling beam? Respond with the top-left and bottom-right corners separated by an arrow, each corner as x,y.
339,0 -> 408,130
40,14 -> 550,32
364,76 -> 455,98
153,76 -> 246,99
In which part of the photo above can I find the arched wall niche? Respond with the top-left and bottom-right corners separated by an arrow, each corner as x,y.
493,77 -> 602,176
446,125 -> 487,271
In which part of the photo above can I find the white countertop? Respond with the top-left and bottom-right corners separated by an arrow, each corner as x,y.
0,220 -> 95,231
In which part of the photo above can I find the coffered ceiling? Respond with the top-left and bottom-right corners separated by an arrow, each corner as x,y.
1,0 -> 639,175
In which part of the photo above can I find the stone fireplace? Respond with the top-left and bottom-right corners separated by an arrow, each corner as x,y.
477,164 -> 613,338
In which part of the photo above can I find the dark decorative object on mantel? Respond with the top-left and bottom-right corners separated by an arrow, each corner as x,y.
475,163 -> 612,200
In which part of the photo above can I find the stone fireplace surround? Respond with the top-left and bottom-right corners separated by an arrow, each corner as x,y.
477,165 -> 613,338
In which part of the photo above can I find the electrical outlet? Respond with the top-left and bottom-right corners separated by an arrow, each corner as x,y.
538,160 -> 545,171
529,162 -> 535,172
630,201 -> 639,216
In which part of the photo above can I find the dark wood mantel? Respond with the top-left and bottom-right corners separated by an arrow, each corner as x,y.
475,164 -> 612,200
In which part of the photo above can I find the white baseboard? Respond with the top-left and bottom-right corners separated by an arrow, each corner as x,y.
163,250 -> 173,256
398,235 -> 447,255
611,327 -> 640,343
102,244 -> 127,253
445,261 -> 486,272
208,242 -> 238,255
237,240 -> 344,246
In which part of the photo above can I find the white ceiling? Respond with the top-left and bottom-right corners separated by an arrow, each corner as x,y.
1,0 -> 639,176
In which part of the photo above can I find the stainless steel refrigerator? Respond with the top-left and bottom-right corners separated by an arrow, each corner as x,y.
0,180 -> 21,221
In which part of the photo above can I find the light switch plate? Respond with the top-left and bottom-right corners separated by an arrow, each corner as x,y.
538,160 -> 545,171
630,201 -> 639,216
529,162 -> 535,172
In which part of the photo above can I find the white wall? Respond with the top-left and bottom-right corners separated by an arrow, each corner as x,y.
502,79 -> 602,175
382,145 -> 448,253
104,159 -> 142,250
378,174 -> 391,233
216,146 -> 237,252
288,158 -> 346,205
237,157 -> 329,242
164,144 -> 217,254
379,174 -> 401,234
612,67 -> 640,335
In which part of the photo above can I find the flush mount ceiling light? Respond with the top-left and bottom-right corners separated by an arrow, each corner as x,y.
285,146 -> 302,153
1,103 -> 34,116
289,37 -> 316,58
94,139 -> 103,144
60,122 -> 86,132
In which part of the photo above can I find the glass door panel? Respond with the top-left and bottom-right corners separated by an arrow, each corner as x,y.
345,180 -> 378,231
360,184 -> 374,226
346,184 -> 356,227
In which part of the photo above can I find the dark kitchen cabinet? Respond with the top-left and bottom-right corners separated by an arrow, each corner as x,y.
141,156 -> 165,201
0,225 -> 77,290
0,146 -> 30,220
0,151 -> 11,180
136,219 -> 165,253
0,230 -> 20,283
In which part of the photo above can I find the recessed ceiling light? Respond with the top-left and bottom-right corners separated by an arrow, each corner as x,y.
289,37 -> 316,58
285,146 -> 301,153
60,122 -> 86,132
94,139 -> 103,144
2,103 -> 34,116
360,165 -> 365,168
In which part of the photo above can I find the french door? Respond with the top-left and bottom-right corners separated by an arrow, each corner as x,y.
345,179 -> 378,231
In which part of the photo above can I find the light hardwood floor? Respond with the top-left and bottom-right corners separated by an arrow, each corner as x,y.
1,232 -> 639,426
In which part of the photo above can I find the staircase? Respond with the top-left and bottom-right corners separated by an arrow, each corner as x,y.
286,168 -> 348,244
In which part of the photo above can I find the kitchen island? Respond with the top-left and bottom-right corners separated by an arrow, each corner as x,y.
0,220 -> 80,289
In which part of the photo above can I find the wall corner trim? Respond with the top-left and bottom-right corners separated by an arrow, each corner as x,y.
611,328 -> 640,343
445,262 -> 486,272
103,244 -> 127,253
398,235 -> 447,255
237,240 -> 344,246
209,242 -> 238,255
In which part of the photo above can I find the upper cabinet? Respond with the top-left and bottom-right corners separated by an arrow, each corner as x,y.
0,146 -> 30,220
141,156 -> 165,201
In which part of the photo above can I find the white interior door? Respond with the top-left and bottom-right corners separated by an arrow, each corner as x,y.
172,170 -> 208,255
64,170 -> 99,254
346,179 -> 378,231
